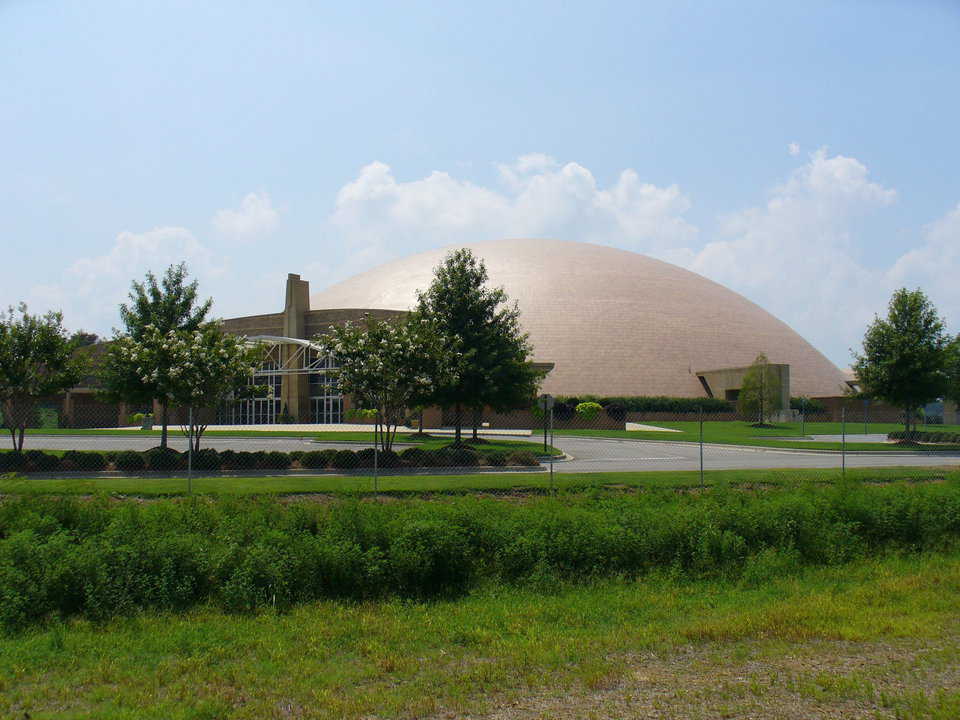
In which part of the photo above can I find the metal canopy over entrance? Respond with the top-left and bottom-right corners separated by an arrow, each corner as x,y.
217,335 -> 343,425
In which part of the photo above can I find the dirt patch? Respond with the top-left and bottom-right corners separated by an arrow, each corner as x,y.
439,634 -> 960,719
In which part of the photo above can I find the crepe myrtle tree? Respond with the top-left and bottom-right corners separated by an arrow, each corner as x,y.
108,262 -> 212,447
853,288 -> 950,432
316,314 -> 456,452
0,304 -> 85,450
100,323 -> 259,450
168,324 -> 264,451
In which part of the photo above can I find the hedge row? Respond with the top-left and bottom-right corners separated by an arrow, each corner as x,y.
0,446 -> 541,473
554,395 -> 732,417
2,481 -> 959,628
889,430 -> 960,444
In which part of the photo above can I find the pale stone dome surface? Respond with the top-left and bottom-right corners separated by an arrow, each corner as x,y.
311,239 -> 847,398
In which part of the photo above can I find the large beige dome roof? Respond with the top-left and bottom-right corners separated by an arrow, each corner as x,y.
311,239 -> 846,397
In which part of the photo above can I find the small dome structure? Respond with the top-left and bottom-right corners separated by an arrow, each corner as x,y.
310,239 -> 847,398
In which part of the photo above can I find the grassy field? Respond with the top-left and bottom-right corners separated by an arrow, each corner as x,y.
558,420 -> 960,452
0,466 -> 955,496
2,550 -> 958,719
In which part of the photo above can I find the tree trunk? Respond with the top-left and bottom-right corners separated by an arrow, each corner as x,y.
160,401 -> 169,449
17,426 -> 25,452
471,407 -> 481,441
454,403 -> 462,444
418,410 -> 423,434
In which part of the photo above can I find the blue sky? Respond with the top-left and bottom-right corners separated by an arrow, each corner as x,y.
2,0 -> 958,367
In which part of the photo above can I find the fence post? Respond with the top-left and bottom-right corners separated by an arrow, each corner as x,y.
187,406 -> 193,495
800,396 -> 805,437
549,404 -> 555,493
373,433 -> 379,493
841,406 -> 846,480
699,406 -> 704,490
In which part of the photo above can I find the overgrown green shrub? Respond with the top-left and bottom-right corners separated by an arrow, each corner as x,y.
2,481 -> 960,629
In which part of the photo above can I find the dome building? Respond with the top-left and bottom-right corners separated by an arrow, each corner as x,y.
222,239 -> 847,423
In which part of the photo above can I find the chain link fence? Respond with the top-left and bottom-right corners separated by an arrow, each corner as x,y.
2,401 -> 958,495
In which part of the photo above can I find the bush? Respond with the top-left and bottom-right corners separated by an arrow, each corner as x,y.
288,450 -> 305,463
300,451 -> 331,469
790,397 -> 826,414
400,447 -> 430,467
218,449 -> 238,470
378,449 -> 401,468
575,401 -> 603,420
447,447 -> 479,466
145,447 -> 182,472
0,452 -> 25,472
332,450 -> 358,469
115,451 -> 145,472
192,448 -> 221,472
2,482 -> 960,629
506,451 -> 539,466
484,451 -> 507,467
888,430 -> 960,444
261,451 -> 291,470
604,403 -> 626,422
556,395 -> 732,414
61,450 -> 106,472
24,450 -> 60,472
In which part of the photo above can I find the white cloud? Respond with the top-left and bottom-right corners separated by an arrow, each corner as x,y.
788,142 -> 800,156
29,227 -> 223,334
329,155 -> 698,263
212,192 -> 279,241
670,148 -> 959,364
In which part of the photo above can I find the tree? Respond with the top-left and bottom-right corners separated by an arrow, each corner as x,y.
168,324 -> 261,451
316,314 -> 455,451
105,263 -> 212,448
69,330 -> 100,347
852,288 -> 950,432
415,249 -> 542,444
0,304 -> 85,450
737,353 -> 783,426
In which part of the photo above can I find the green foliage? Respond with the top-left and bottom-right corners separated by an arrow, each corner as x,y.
737,353 -> 783,424
790,396 -> 826,414
0,305 -> 85,450
853,288 -> 951,431
415,249 -> 542,441
114,451 -> 145,472
506,451 -> 539,466
316,315 -> 453,451
60,451 -> 106,472
556,396 -> 731,414
300,451 -> 330,469
946,335 -> 960,408
118,262 -> 211,342
2,482 -> 960,628
575,402 -> 603,420
888,429 -> 960,443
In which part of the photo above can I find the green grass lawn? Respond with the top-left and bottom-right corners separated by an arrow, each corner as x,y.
558,420 -> 960,452
2,550 -> 958,719
1,466 -> 954,497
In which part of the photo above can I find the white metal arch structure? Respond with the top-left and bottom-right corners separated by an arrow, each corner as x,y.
216,335 -> 342,424
244,335 -> 336,376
